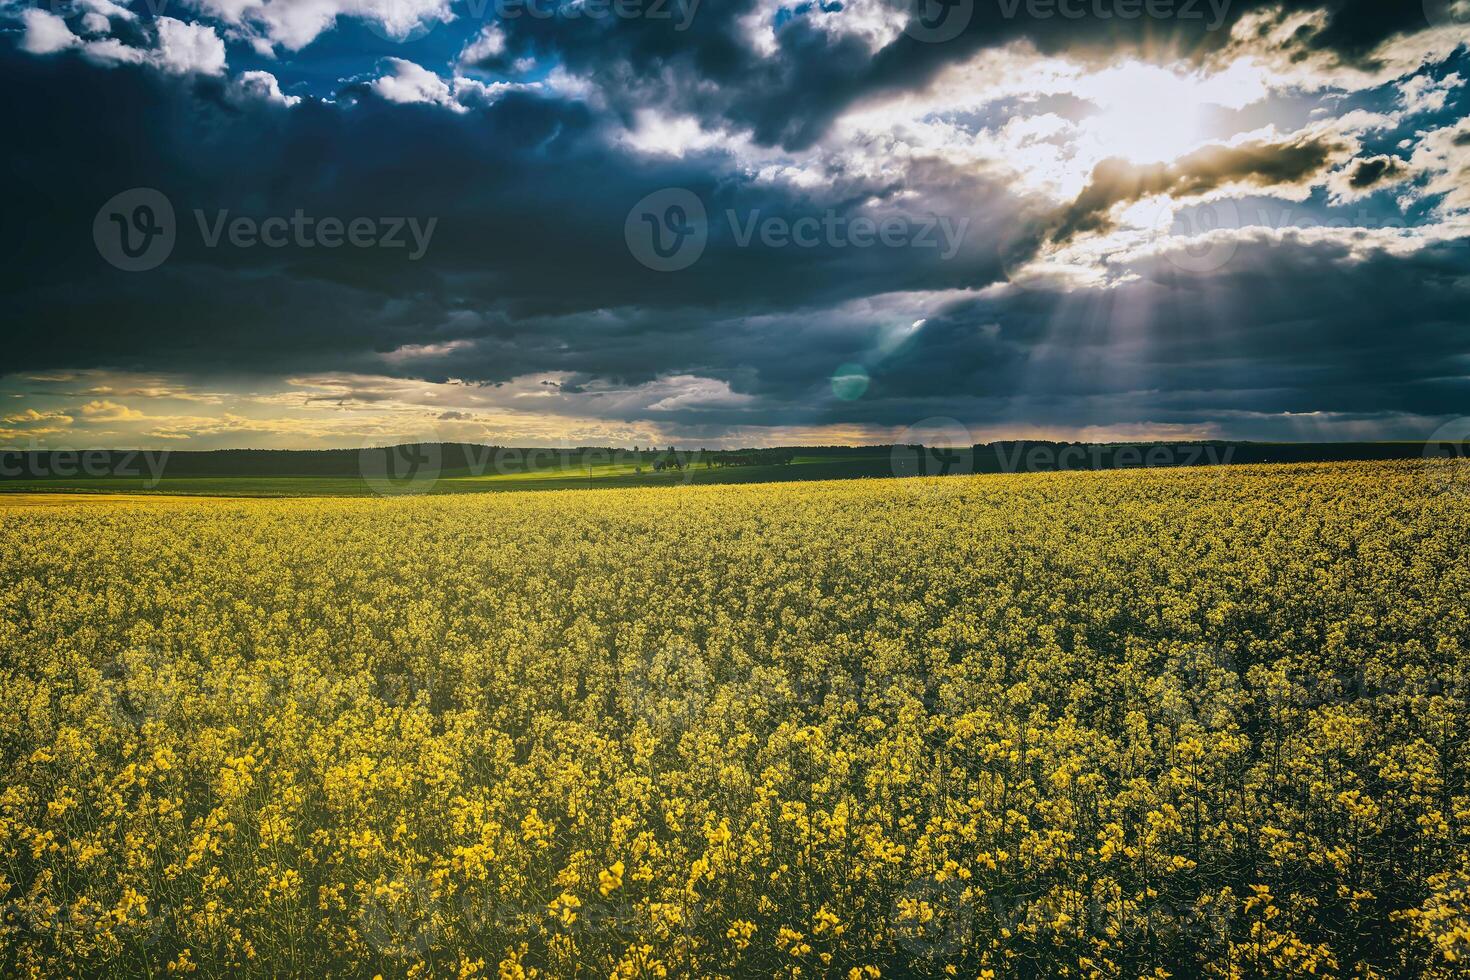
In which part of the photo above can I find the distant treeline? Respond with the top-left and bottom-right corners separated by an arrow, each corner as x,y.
961,440 -> 1446,473
0,444 -> 804,481
0,440 -> 1456,481
706,449 -> 796,467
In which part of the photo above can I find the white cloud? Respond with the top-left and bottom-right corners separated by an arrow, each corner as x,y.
154,16 -> 227,75
185,0 -> 454,52
380,339 -> 476,363
369,58 -> 456,108
20,9 -> 80,55
65,15 -> 226,75
80,37 -> 149,67
228,69 -> 301,107
1326,155 -> 1413,204
458,23 -> 505,65
645,376 -> 756,412
452,76 -> 538,108
77,0 -> 137,21
1407,117 -> 1470,215
1398,72 -> 1466,115
739,0 -> 904,58
1207,7 -> 1468,94
362,59 -> 528,111
620,110 -> 748,159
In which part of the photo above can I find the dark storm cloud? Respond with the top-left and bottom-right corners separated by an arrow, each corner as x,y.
789,235 -> 1470,434
0,47 -> 1020,387
3,2 -> 1469,443
474,0 -> 1442,152
1048,134 -> 1349,243
434,232 -> 1469,439
1342,153 -> 1412,189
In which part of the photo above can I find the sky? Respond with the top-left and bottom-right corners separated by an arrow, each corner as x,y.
1,0 -> 1468,450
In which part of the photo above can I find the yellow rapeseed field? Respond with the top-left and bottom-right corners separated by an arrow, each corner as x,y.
2,461 -> 1468,978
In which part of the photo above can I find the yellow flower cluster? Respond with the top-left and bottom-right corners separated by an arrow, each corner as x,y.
0,460 -> 1467,977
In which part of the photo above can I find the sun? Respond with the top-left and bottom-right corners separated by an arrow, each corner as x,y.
1077,61 -> 1263,165
1086,100 -> 1205,165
